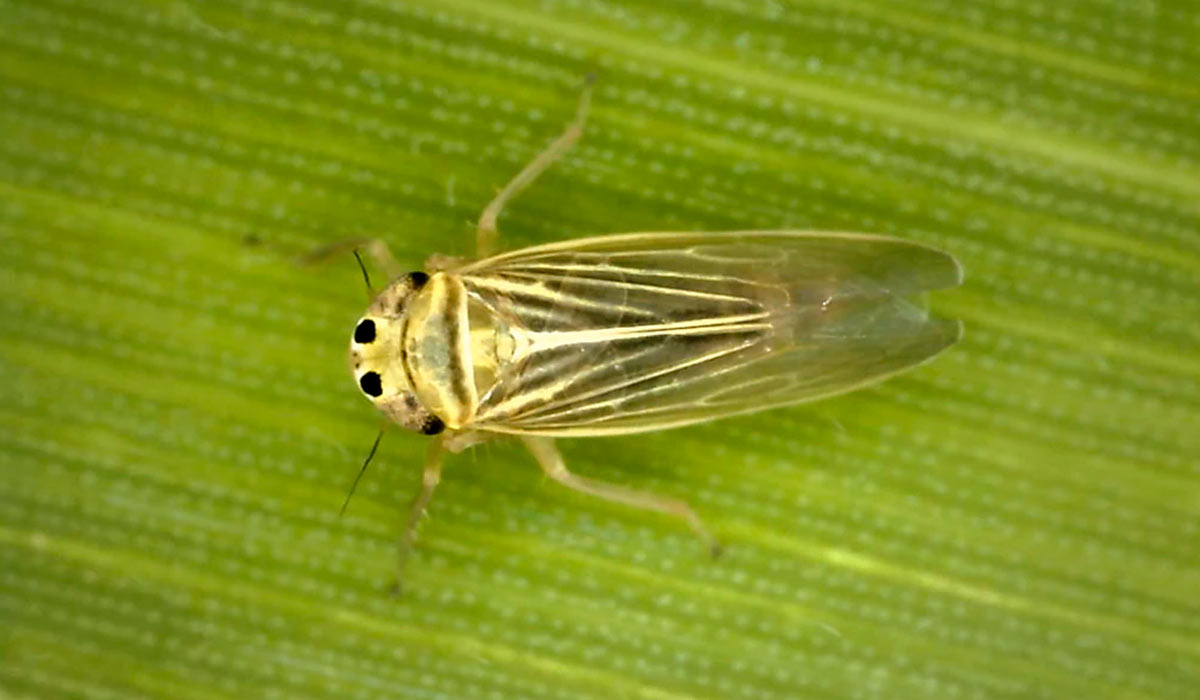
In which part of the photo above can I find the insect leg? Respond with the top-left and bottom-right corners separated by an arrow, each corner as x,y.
521,435 -> 721,557
295,236 -> 403,281
391,436 -> 448,594
475,76 -> 594,258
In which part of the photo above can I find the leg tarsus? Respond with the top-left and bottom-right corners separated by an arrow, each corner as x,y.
475,78 -> 594,258
520,435 -> 720,556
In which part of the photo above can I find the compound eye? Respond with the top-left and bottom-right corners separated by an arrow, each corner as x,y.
354,319 -> 376,344
420,415 -> 445,435
358,371 -> 383,398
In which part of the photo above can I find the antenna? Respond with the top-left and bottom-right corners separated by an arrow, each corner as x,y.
352,249 -> 373,294
340,429 -> 383,517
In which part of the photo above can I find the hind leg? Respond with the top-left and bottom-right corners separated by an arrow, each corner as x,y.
521,435 -> 721,557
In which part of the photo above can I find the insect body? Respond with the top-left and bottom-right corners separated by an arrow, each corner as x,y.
338,81 -> 962,585
356,232 -> 961,438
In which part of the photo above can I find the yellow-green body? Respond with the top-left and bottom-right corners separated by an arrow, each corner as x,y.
336,81 -> 963,580
350,231 -> 961,444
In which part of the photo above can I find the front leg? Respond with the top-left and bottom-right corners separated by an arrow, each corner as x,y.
423,252 -> 468,272
295,236 -> 404,283
390,436 -> 449,595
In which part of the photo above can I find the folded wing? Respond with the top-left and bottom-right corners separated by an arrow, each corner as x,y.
457,231 -> 962,436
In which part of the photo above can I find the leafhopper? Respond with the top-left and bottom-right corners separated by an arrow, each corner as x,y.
328,81 -> 962,585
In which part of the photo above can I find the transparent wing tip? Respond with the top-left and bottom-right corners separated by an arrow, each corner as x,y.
888,243 -> 964,294
932,316 -> 964,348
905,316 -> 963,367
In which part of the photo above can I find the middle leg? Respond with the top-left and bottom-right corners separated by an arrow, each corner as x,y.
475,77 -> 595,258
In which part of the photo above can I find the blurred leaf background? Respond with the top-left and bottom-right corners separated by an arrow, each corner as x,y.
2,0 -> 1199,698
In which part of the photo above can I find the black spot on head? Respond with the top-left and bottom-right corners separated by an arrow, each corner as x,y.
420,415 -> 445,435
354,319 -> 376,344
408,271 -> 429,289
359,371 -> 383,397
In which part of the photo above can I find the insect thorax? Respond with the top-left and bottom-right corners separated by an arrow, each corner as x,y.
350,269 -> 524,435
401,272 -> 522,431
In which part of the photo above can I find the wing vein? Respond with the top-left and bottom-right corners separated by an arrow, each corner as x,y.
458,231 -> 962,436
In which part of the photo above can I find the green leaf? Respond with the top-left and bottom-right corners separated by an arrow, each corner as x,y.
2,0 -> 1198,698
